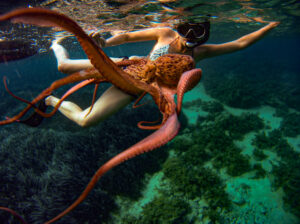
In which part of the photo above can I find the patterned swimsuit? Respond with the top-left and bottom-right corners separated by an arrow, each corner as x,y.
149,44 -> 170,61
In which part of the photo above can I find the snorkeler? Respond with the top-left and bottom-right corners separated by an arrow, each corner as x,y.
44,19 -> 279,127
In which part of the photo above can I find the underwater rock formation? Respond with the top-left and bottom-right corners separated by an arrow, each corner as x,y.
0,39 -> 38,63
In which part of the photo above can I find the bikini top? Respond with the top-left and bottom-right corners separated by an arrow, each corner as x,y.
148,40 -> 194,61
148,44 -> 170,61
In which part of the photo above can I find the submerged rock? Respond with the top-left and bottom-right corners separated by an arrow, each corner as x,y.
0,39 -> 38,63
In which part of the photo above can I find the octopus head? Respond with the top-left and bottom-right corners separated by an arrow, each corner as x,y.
154,54 -> 195,86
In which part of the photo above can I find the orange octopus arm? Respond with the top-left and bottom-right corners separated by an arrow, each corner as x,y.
176,68 -> 202,114
0,68 -> 101,125
0,207 -> 27,224
0,8 -> 142,96
3,76 -> 36,107
45,112 -> 180,223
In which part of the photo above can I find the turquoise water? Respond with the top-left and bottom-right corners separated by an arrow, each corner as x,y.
0,1 -> 299,223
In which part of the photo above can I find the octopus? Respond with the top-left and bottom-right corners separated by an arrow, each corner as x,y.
0,8 -> 202,223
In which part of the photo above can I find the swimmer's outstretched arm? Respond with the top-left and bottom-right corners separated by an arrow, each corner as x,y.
194,22 -> 280,60
104,27 -> 175,47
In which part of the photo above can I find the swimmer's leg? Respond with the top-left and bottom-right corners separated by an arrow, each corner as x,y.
50,38 -> 127,74
51,39 -> 94,74
45,85 -> 134,127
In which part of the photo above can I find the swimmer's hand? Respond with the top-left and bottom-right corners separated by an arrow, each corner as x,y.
252,17 -> 280,28
89,31 -> 106,48
269,21 -> 280,28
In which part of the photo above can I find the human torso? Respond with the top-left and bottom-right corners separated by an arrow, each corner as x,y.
149,44 -> 170,61
149,34 -> 193,61
121,32 -> 195,87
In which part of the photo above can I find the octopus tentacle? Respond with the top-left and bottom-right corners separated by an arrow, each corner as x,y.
44,79 -> 97,118
0,8 -> 141,95
115,59 -> 142,67
0,8 -> 202,224
0,207 -> 27,224
3,76 -> 36,107
0,69 -> 99,125
45,113 -> 180,224
133,91 -> 147,108
134,92 -> 163,129
176,68 -> 202,114
46,69 -> 108,118
137,119 -> 162,130
84,82 -> 100,118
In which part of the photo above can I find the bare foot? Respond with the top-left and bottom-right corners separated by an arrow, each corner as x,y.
50,32 -> 72,49
252,17 -> 280,28
45,95 -> 59,107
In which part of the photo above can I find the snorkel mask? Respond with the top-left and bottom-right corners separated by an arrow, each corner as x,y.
177,20 -> 210,48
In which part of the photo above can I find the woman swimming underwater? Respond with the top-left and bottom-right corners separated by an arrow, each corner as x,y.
43,18 -> 279,127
